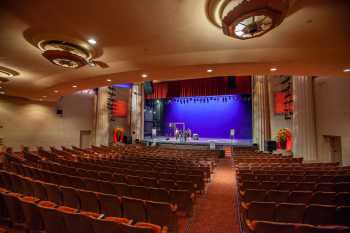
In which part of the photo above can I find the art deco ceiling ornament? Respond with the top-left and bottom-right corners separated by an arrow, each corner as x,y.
37,39 -> 108,69
206,0 -> 290,40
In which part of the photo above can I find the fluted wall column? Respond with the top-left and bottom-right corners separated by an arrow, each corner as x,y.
95,87 -> 109,146
292,76 -> 317,161
253,75 -> 271,151
131,84 -> 144,142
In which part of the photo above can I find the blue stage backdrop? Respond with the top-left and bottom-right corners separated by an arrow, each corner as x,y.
163,95 -> 252,139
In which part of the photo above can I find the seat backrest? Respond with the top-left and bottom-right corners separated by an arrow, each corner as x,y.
121,223 -> 157,233
130,185 -> 150,200
98,180 -> 117,195
149,188 -> 169,203
20,196 -> 44,231
169,189 -> 193,215
122,197 -> 146,222
315,183 -> 334,192
309,191 -> 336,205
247,202 -> 275,221
335,206 -> 350,227
78,189 -> 100,213
42,182 -> 62,205
60,186 -> 80,209
295,223 -> 350,233
38,201 -> 66,233
335,182 -> 350,192
114,182 -> 130,196
296,182 -> 315,192
253,220 -> 295,233
84,178 -> 100,192
335,192 -> 350,206
90,217 -> 125,233
266,190 -> 289,203
58,207 -> 93,233
32,181 -> 48,200
288,191 -> 312,204
145,201 -> 177,232
303,204 -> 336,225
242,189 -> 266,202
2,192 -> 25,225
275,203 -> 305,223
98,193 -> 122,217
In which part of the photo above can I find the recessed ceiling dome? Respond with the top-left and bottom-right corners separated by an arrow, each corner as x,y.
207,0 -> 290,40
38,40 -> 94,68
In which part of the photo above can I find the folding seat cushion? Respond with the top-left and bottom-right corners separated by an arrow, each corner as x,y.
303,204 -> 337,226
38,201 -> 66,233
98,180 -> 117,195
114,182 -> 130,196
149,188 -> 170,203
295,223 -> 350,233
279,182 -> 298,191
98,193 -> 122,217
122,197 -> 146,222
158,179 -> 176,190
43,182 -> 62,205
60,186 -> 80,209
288,191 -> 313,204
275,203 -> 305,223
126,175 -> 141,186
78,189 -> 100,213
57,206 -> 94,233
89,216 -> 128,233
84,178 -> 100,192
335,192 -> 350,206
142,177 -> 158,187
2,192 -> 25,227
145,201 -> 177,233
335,206 -> 350,227
240,189 -> 266,203
335,182 -> 350,192
19,196 -> 44,232
243,201 -> 276,225
248,220 -> 295,233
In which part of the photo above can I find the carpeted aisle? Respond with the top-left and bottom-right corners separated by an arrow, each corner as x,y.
188,158 -> 240,233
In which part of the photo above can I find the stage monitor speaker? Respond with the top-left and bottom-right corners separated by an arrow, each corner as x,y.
144,81 -> 153,95
266,140 -> 277,152
228,76 -> 236,89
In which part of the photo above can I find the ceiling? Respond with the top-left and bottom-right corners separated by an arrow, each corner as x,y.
0,0 -> 349,101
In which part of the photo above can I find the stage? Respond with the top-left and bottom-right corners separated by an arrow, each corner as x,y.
143,136 -> 253,148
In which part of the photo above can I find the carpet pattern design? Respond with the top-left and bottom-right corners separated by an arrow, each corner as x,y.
188,158 -> 240,233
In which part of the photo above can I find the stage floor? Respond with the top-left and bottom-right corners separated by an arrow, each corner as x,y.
143,136 -> 253,147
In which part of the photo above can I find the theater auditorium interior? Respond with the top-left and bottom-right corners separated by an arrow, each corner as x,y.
0,0 -> 350,233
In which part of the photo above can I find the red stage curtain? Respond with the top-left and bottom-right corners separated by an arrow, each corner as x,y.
146,76 -> 251,99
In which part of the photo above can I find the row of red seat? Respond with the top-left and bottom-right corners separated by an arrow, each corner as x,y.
0,187 -> 168,233
3,163 -> 195,213
242,202 -> 350,233
240,188 -> 350,206
0,170 -> 182,232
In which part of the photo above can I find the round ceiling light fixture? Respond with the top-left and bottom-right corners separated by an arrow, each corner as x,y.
207,0 -> 290,40
0,70 -> 14,78
38,40 -> 95,69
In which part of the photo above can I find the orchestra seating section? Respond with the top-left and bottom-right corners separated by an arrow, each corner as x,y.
0,145 -> 218,233
234,152 -> 350,233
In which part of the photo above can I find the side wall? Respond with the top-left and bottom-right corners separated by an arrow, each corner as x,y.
314,77 -> 350,165
0,93 -> 94,151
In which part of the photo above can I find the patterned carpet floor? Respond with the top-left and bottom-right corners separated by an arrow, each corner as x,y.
188,158 -> 241,233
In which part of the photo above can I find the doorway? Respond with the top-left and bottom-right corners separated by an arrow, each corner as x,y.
324,135 -> 342,164
80,130 -> 92,149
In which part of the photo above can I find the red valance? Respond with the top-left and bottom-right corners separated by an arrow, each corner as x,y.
146,76 -> 251,99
